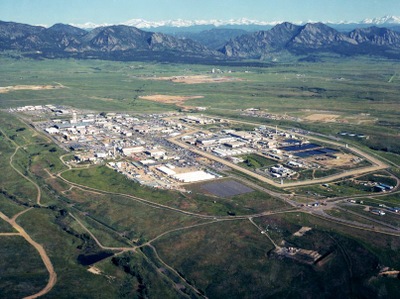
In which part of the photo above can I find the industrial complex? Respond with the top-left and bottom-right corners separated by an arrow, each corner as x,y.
10,104 -> 387,192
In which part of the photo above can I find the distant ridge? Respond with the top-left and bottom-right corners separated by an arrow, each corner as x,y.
1,20 -> 400,61
220,22 -> 400,59
0,21 -> 221,62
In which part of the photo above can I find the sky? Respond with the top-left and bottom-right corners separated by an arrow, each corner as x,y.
1,0 -> 400,26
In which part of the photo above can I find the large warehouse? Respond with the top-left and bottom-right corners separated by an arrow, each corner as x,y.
173,171 -> 216,183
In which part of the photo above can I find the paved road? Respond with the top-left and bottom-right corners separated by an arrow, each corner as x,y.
309,209 -> 400,237
336,205 -> 399,231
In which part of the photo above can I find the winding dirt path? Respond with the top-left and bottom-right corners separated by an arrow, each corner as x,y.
0,232 -> 20,236
69,213 -> 135,252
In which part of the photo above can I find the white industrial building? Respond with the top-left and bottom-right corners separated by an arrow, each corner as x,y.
157,166 -> 176,176
146,149 -> 166,158
173,171 -> 216,183
122,146 -> 145,156
45,127 -> 59,134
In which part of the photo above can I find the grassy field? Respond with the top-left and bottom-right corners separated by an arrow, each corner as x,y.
339,204 -> 400,228
287,179 -> 376,198
0,218 -> 16,232
152,212 -> 400,298
369,194 -> 400,206
16,208 -> 125,298
0,193 -> 27,218
63,188 -> 208,242
0,236 -> 49,298
325,207 -> 386,227
61,166 -> 289,216
239,153 -> 277,170
96,251 -> 185,298
0,56 -> 398,118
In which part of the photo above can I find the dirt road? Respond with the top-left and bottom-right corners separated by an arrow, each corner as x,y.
69,213 -> 135,252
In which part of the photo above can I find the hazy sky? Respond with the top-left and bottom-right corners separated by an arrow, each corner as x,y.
1,0 -> 399,25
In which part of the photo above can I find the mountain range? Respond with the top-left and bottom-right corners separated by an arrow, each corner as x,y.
221,22 -> 400,59
1,20 -> 400,62
0,21 -> 221,62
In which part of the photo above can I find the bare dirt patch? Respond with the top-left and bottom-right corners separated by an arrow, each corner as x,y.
88,266 -> 102,275
0,85 -> 64,94
293,226 -> 312,237
142,75 -> 242,84
89,96 -> 115,102
313,153 -> 358,167
343,114 -> 377,125
139,94 -> 204,104
304,114 -> 340,122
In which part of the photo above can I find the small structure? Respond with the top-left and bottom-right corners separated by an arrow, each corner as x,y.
45,127 -> 59,134
370,209 -> 386,216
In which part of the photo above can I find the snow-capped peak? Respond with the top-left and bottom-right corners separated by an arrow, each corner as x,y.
361,15 -> 400,25
120,18 -> 284,28
70,15 -> 400,30
70,22 -> 113,29
72,18 -> 285,29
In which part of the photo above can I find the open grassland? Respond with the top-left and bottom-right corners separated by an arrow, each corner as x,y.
239,153 -> 277,170
153,220 -> 279,298
63,187 -> 208,243
152,213 -> 400,298
0,236 -> 49,298
16,208 -> 125,298
369,194 -> 400,206
325,207 -> 387,228
288,180 -> 375,198
96,251 -> 184,298
0,56 -> 398,118
259,213 -> 400,294
279,212 -> 400,266
339,204 -> 400,228
0,193 -> 26,218
0,217 -> 16,232
0,113 -> 40,205
61,166 -> 289,216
